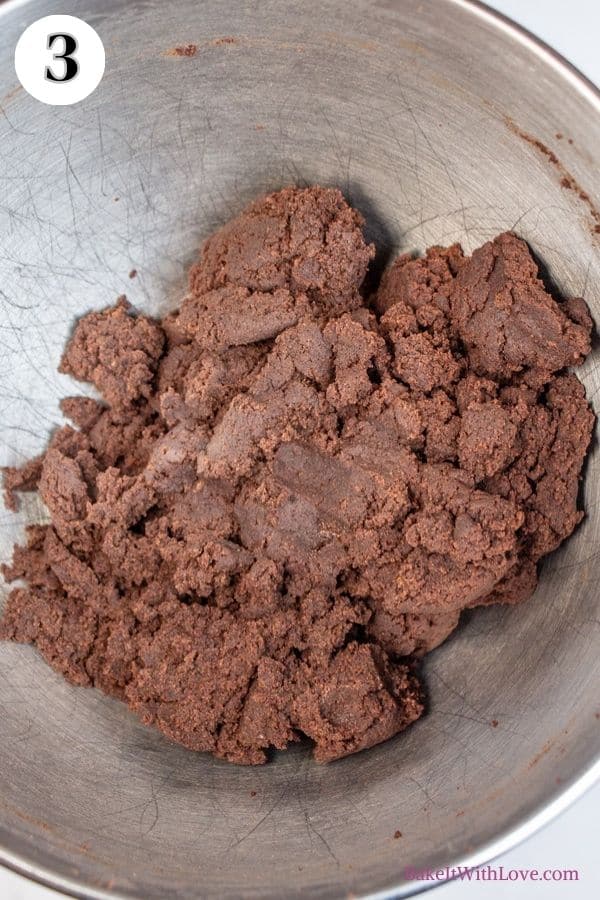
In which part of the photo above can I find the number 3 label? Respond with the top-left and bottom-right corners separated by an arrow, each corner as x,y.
15,15 -> 104,105
45,33 -> 79,83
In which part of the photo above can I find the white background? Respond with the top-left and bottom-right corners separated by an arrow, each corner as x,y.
1,0 -> 599,897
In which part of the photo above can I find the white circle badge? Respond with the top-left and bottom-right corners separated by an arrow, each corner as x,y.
15,15 -> 105,106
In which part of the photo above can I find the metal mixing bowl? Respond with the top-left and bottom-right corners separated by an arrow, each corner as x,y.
0,0 -> 599,897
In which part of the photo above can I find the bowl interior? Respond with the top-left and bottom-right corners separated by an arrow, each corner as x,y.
0,0 -> 599,897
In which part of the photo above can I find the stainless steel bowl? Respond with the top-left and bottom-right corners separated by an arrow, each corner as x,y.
0,1 -> 599,897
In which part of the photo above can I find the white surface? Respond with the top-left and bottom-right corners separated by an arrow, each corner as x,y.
0,0 -> 599,897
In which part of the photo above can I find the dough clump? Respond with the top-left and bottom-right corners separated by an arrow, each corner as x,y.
1,187 -> 594,764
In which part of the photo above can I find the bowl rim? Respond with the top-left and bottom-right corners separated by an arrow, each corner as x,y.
0,0 -> 599,897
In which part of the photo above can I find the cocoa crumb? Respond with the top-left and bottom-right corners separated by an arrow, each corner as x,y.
167,44 -> 198,57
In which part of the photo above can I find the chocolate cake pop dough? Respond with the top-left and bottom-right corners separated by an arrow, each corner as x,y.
1,187 -> 594,764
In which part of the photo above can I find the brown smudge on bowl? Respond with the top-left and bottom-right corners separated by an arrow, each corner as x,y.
165,44 -> 198,57
505,116 -> 600,236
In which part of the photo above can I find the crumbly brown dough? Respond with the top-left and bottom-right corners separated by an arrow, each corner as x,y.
0,187 -> 594,764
